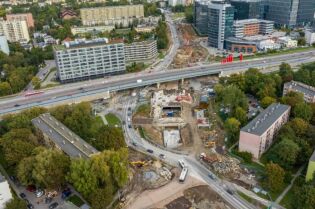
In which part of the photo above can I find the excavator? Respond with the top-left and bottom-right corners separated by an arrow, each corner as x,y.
205,141 -> 216,148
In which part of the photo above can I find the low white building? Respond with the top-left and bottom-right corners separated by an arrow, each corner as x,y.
0,174 -> 13,209
71,25 -> 115,35
0,35 -> 10,55
257,39 -> 280,51
277,37 -> 298,48
163,129 -> 181,148
305,30 -> 315,45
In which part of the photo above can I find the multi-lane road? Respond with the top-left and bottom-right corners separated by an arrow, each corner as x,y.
1,49 -> 315,116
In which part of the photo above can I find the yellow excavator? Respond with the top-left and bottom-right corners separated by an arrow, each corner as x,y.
130,161 -> 148,168
205,141 -> 216,148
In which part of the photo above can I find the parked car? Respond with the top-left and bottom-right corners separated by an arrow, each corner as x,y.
146,149 -> 154,153
159,154 -> 166,159
35,189 -> 44,197
49,202 -> 59,209
20,193 -> 26,199
27,203 -> 34,209
45,197 -> 53,204
61,188 -> 72,199
26,185 -> 36,193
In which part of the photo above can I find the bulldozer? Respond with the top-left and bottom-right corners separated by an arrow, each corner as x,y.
205,141 -> 216,148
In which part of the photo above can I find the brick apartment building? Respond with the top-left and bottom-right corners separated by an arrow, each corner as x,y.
239,103 -> 291,159
6,13 -> 34,28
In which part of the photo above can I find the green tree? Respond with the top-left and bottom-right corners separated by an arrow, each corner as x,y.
267,139 -> 300,169
234,106 -> 247,125
90,187 -> 114,209
4,198 -> 27,209
17,156 -> 36,186
221,85 -> 248,116
264,163 -> 285,192
293,184 -> 315,209
184,6 -> 193,23
93,126 -> 126,151
279,63 -> 293,82
261,96 -> 276,108
31,76 -> 41,90
290,118 -> 309,136
0,82 -> 12,96
297,37 -> 306,46
281,91 -> 304,108
293,103 -> 313,122
224,117 -> 241,145
32,149 -> 70,189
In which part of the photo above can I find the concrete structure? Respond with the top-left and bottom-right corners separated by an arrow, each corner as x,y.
0,173 -> 12,209
233,19 -> 273,38
0,36 -> 10,55
54,38 -> 126,83
230,0 -> 262,20
0,19 -> 30,42
306,150 -> 315,181
239,103 -> 291,159
283,81 -> 315,103
193,0 -> 211,36
277,36 -> 297,48
208,1 -> 234,49
32,113 -> 99,158
80,5 -> 144,26
124,40 -> 158,63
305,28 -> 315,45
169,0 -> 191,6
6,13 -> 34,29
265,0 -> 315,26
163,129 -> 181,148
257,39 -> 281,51
135,25 -> 155,33
71,25 -> 115,35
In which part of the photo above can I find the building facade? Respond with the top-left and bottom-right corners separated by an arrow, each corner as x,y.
71,25 -> 115,35
233,19 -> 274,38
0,20 -> 30,42
239,103 -> 291,159
306,151 -> 315,181
80,5 -> 144,26
283,81 -> 315,103
225,37 -> 257,53
6,13 -> 34,28
305,28 -> 315,45
296,0 -> 315,25
193,0 -> 210,36
0,174 -> 12,209
208,1 -> 234,49
54,38 -> 126,83
32,113 -> 99,158
0,36 -> 10,55
230,0 -> 262,20
124,40 -> 158,63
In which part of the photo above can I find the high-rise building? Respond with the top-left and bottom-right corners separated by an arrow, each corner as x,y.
0,20 -> 30,42
230,0 -> 262,20
207,1 -> 234,49
80,5 -> 144,26
124,40 -> 158,63
0,36 -> 10,55
54,38 -> 126,83
193,0 -> 211,35
6,13 -> 34,28
265,0 -> 315,27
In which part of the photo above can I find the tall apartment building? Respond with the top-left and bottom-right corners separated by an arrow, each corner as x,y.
193,0 -> 211,36
6,13 -> 34,28
233,19 -> 273,38
80,5 -> 144,26
54,38 -> 126,83
0,36 -> 10,55
124,40 -> 158,63
230,0 -> 262,20
207,1 -> 234,49
0,20 -> 30,42
265,0 -> 315,26
283,81 -> 315,103
239,103 -> 291,159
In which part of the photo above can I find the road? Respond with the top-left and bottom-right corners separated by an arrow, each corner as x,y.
1,50 -> 315,116
116,98 -> 257,209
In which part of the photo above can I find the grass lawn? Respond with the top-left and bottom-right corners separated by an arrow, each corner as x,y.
67,194 -> 84,207
139,126 -> 146,139
105,113 -> 121,127
172,12 -> 185,19
280,182 -> 296,209
135,103 -> 151,117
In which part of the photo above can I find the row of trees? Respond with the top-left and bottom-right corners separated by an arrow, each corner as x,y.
156,20 -> 169,50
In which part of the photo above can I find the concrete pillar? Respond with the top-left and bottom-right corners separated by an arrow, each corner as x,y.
181,78 -> 184,85
157,82 -> 160,89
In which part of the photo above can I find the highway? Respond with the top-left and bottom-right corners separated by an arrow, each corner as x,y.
1,49 -> 315,116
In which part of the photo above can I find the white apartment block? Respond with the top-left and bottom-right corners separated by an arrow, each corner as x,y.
54,38 -> 126,83
0,20 -> 30,43
80,5 -> 144,26
0,174 -> 12,209
283,81 -> 315,103
71,25 -> 115,35
124,40 -> 158,62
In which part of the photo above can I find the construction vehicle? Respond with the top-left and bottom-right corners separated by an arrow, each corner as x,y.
200,153 -> 219,163
205,141 -> 216,148
130,161 -> 149,168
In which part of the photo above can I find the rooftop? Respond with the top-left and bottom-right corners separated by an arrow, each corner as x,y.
241,103 -> 290,136
310,150 -> 315,161
53,38 -> 123,51
32,113 -> 99,158
80,4 -> 143,11
234,19 -> 274,25
284,81 -> 315,97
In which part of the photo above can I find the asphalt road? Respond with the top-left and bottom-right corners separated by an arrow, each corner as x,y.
1,49 -> 315,116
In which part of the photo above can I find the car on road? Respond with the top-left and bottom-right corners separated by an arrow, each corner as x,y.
14,104 -> 20,107
20,193 -> 26,199
226,189 -> 234,195
35,189 -> 44,197
27,203 -> 34,209
132,142 -> 137,146
49,202 -> 59,209
26,185 -> 36,193
128,124 -> 132,128
159,154 -> 166,159
146,149 -> 154,153
208,173 -> 216,180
